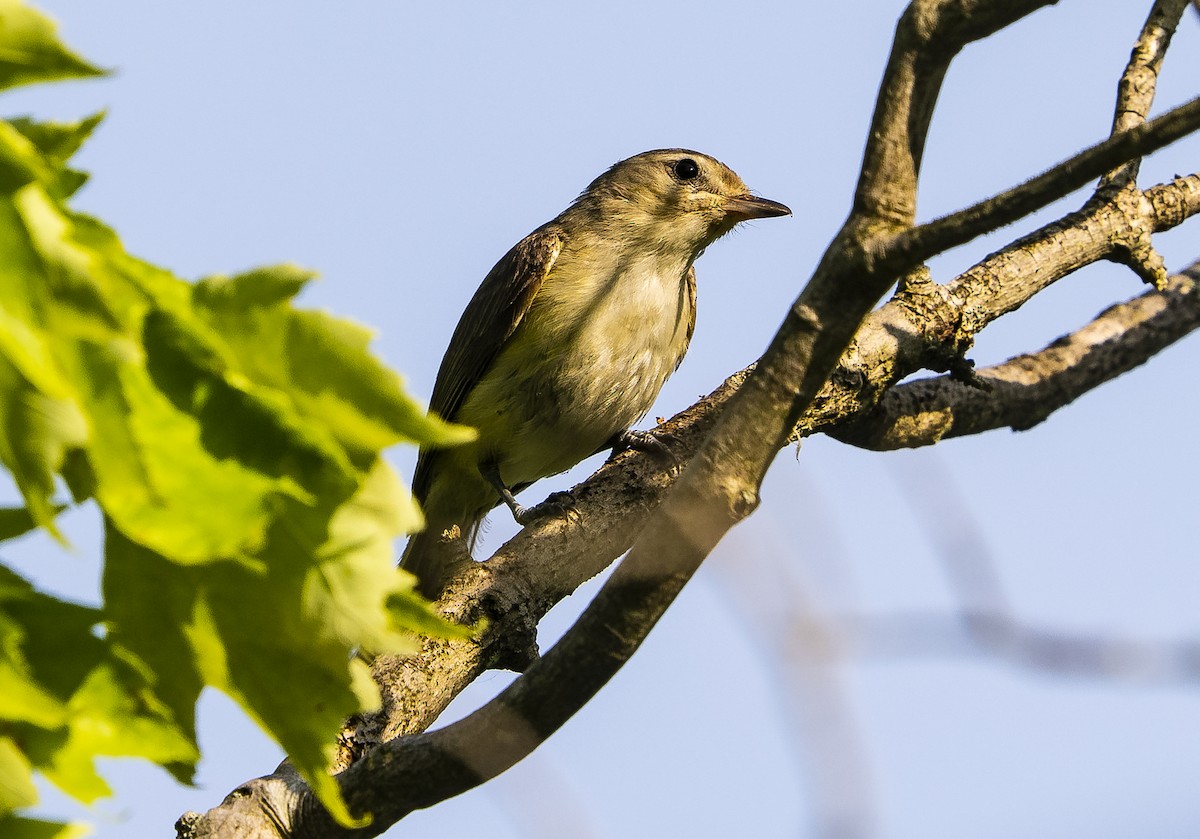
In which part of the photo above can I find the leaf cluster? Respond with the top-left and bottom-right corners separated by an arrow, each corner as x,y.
0,2 -> 472,833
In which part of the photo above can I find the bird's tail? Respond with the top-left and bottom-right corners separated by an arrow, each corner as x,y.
400,514 -> 474,599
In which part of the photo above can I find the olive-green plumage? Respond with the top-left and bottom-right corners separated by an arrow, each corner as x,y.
402,149 -> 789,596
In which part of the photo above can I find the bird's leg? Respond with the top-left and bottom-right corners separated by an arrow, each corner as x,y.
606,427 -> 678,467
481,461 -> 528,520
480,462 -> 577,526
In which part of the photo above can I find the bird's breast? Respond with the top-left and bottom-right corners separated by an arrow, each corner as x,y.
458,249 -> 694,485
534,251 -> 692,415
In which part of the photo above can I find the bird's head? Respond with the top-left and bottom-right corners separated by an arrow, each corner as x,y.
574,148 -> 791,256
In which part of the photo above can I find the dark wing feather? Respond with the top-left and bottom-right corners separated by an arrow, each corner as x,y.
411,224 -> 563,501
678,264 -> 697,369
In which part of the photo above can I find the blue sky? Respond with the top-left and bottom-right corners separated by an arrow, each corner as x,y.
4,2 -> 1200,837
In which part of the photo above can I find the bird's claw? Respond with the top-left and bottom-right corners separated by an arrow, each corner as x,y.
514,490 -> 580,526
609,428 -> 679,468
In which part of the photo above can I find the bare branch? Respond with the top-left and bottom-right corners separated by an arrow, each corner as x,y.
364,10 -> 1200,753
1096,0 -> 1189,284
363,0 -> 1199,823
792,173 -> 1200,441
286,4 -> 1072,832
198,164 -> 1200,837
322,0 -> 1097,828
1102,0 -> 1188,189
829,259 -> 1200,450
854,0 -> 1060,226
884,95 -> 1200,272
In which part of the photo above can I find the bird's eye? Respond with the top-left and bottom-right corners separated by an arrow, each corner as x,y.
673,158 -> 699,181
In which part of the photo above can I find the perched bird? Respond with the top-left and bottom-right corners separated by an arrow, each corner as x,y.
402,149 -> 790,596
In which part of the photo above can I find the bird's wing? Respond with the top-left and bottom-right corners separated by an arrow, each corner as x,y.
678,264 -> 697,370
412,224 -> 563,501
429,225 -> 563,422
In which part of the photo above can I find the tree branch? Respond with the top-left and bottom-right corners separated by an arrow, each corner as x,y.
854,0 -> 1061,225
883,94 -> 1200,273
790,173 -> 1200,442
828,258 -> 1200,450
1102,0 -> 1187,190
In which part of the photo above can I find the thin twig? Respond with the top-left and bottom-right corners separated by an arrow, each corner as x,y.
885,95 -> 1200,271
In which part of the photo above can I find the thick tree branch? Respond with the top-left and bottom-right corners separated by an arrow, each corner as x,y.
361,15 -> 1200,754
192,4 -> 1061,835
854,0 -> 1061,225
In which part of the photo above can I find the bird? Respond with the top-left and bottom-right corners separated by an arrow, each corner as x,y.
401,148 -> 790,597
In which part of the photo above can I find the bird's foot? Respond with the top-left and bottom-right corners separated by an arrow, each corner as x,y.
608,427 -> 679,468
513,490 -> 580,527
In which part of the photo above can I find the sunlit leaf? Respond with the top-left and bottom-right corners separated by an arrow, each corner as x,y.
0,355 -> 86,542
387,589 -> 479,640
0,504 -> 63,541
0,566 -> 197,805
0,0 -> 104,91
0,814 -> 90,839
0,735 -> 37,813
103,459 -> 430,824
7,113 -> 103,199
193,266 -> 475,460
25,649 -> 199,801
0,8 -> 475,829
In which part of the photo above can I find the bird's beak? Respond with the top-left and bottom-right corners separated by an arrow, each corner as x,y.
725,194 -> 792,221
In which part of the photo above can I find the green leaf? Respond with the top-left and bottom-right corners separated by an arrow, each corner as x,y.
0,735 -> 37,813
193,266 -> 475,460
0,565 -> 85,729
7,113 -> 103,199
0,355 -> 86,543
0,609 -> 69,729
0,815 -> 90,839
0,504 -> 63,541
0,6 -> 474,827
98,533 -> 203,743
103,459 -> 429,826
25,647 -> 199,801
7,113 -> 103,165
66,333 -> 312,566
387,589 -> 479,640
0,0 -> 104,91
0,566 -> 196,804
